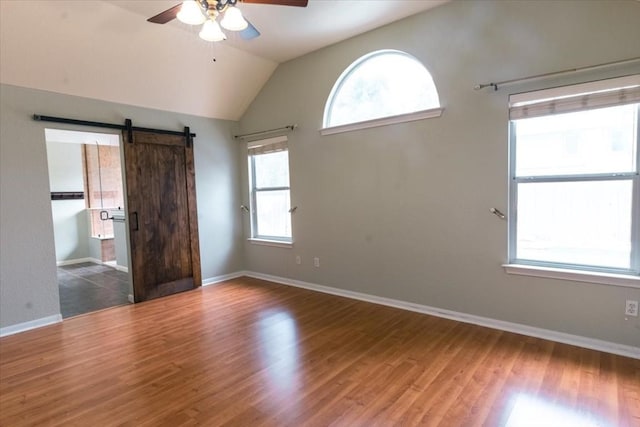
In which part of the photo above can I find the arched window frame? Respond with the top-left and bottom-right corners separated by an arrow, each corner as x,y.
321,50 -> 443,136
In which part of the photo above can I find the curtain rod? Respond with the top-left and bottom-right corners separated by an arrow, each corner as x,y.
234,125 -> 297,140
474,57 -> 640,91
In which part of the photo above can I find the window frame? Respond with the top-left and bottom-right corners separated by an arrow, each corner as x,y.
247,136 -> 293,244
507,76 -> 640,282
320,49 -> 443,135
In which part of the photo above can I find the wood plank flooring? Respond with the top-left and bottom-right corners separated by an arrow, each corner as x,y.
1,276 -> 638,426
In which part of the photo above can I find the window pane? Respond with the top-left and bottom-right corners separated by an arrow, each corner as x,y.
254,151 -> 289,188
515,104 -> 637,177
327,51 -> 439,127
256,190 -> 291,238
516,180 -> 632,269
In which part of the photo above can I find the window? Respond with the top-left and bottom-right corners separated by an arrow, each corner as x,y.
508,75 -> 640,277
248,135 -> 292,242
322,50 -> 442,134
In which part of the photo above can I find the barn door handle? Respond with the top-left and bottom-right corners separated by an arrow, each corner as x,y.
131,211 -> 139,231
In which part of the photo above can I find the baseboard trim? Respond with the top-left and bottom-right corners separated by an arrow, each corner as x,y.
202,271 -> 246,287
0,314 -> 63,338
243,271 -> 640,360
112,265 -> 129,273
56,257 -> 99,266
57,258 -> 128,272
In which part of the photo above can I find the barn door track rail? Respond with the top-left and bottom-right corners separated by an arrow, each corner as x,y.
32,114 -> 196,146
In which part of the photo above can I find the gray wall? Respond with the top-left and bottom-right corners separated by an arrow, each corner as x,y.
46,141 -> 91,262
238,1 -> 640,347
0,84 -> 244,329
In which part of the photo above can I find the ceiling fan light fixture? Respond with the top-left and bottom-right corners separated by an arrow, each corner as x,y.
220,6 -> 248,31
199,19 -> 227,42
177,0 -> 206,25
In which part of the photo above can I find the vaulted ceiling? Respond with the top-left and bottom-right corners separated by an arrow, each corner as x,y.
0,0 -> 447,120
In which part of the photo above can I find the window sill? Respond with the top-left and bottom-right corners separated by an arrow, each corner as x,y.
503,264 -> 640,289
248,238 -> 293,248
319,107 -> 444,136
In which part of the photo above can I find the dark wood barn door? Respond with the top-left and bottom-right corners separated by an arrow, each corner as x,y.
123,130 -> 201,302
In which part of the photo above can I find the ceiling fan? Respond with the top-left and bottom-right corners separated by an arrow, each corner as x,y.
148,0 -> 308,42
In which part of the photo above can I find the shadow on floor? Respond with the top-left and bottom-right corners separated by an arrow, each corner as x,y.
58,262 -> 130,318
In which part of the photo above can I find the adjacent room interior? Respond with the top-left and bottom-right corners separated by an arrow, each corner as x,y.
45,129 -> 131,318
1,0 -> 639,425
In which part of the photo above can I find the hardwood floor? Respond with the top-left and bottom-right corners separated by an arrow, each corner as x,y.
1,276 -> 638,426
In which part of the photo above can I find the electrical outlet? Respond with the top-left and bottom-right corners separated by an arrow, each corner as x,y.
625,300 -> 638,317
314,257 -> 320,268
295,255 -> 301,265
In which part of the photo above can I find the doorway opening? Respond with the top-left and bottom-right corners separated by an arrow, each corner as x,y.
45,128 -> 133,318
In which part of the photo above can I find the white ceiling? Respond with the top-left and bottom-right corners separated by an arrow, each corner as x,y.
0,0 -> 447,120
106,0 -> 449,63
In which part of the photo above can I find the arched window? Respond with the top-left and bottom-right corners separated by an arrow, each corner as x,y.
322,50 -> 442,134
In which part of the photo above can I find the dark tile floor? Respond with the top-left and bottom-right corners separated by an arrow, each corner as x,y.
58,262 -> 130,318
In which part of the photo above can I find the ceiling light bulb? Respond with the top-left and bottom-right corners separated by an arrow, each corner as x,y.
220,6 -> 248,31
199,19 -> 227,42
177,1 -> 206,25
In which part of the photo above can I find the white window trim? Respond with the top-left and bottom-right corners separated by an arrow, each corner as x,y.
248,135 -> 293,243
248,238 -> 293,248
503,264 -> 640,289
320,107 -> 443,136
322,49 -> 441,134
507,76 -> 640,281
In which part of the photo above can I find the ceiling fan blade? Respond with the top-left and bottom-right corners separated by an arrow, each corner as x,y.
241,0 -> 308,7
147,3 -> 182,24
240,20 -> 261,40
